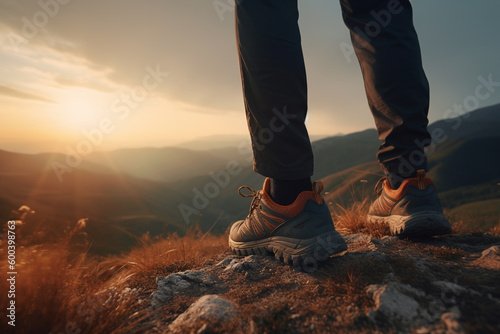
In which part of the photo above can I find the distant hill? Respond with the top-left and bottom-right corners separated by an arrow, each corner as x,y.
176,134 -> 333,151
0,149 -> 111,176
175,104 -> 500,231
447,199 -> 500,228
427,137 -> 500,192
86,147 -> 251,183
312,129 -> 380,180
317,104 -> 500,228
320,136 -> 500,219
428,103 -> 500,140
1,104 -> 499,254
0,151 -> 222,255
176,134 -> 250,151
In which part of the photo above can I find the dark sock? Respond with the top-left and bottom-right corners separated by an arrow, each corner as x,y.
382,156 -> 428,190
269,177 -> 312,206
387,171 -> 418,190
387,174 -> 404,190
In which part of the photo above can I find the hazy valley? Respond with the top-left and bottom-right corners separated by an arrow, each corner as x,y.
1,104 -> 499,255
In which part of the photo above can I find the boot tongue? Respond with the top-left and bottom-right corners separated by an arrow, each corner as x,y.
312,181 -> 324,204
262,177 -> 272,194
416,169 -> 426,190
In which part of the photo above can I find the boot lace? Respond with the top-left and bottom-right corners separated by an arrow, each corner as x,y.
374,177 -> 387,196
238,186 -> 261,214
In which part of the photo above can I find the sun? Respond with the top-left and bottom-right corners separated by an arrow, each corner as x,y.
56,88 -> 109,133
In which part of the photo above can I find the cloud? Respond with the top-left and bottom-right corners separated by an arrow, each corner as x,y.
0,84 -> 53,103
0,0 -> 242,112
1,0 -> 499,130
52,75 -> 114,92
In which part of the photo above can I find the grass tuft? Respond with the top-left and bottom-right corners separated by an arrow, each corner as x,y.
0,221 -> 228,333
332,198 -> 390,238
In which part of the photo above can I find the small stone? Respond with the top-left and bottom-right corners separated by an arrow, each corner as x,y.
432,281 -> 467,295
473,245 -> 500,269
366,283 -> 420,320
224,256 -> 258,272
480,245 -> 500,260
343,233 -> 371,243
363,250 -> 392,269
216,257 -> 235,267
412,257 -> 431,273
196,323 -> 208,334
380,236 -> 399,244
414,327 -> 431,334
169,295 -> 239,333
441,312 -> 465,334
150,270 -> 216,308
397,282 -> 426,298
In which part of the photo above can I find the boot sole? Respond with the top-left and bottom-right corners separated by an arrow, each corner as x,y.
229,230 -> 347,271
367,211 -> 452,237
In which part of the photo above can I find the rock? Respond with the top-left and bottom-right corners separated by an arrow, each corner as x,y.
379,236 -> 399,244
150,270 -> 216,308
441,312 -> 465,334
168,295 -> 239,333
472,245 -> 500,269
366,282 -> 420,321
223,255 -> 258,272
411,257 -> 433,277
343,233 -> 372,244
480,245 -> 500,260
121,287 -> 138,296
414,327 -> 432,334
343,233 -> 378,250
196,323 -> 208,334
397,282 -> 426,298
216,257 -> 236,267
432,281 -> 467,295
364,250 -> 387,262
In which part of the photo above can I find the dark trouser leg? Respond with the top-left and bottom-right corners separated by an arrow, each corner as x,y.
340,0 -> 431,187
236,0 -> 313,180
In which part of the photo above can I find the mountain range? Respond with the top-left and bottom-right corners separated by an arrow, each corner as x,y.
1,104 -> 499,255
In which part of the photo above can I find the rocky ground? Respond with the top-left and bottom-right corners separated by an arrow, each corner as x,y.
124,232 -> 500,333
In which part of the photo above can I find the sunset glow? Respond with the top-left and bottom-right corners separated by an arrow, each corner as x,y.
1,1 -> 499,154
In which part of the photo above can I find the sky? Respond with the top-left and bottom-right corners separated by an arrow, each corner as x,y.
0,0 -> 499,154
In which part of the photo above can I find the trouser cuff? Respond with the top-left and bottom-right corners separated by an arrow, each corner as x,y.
381,155 -> 428,189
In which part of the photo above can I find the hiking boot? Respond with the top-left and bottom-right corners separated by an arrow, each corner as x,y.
367,170 -> 452,237
229,178 -> 347,269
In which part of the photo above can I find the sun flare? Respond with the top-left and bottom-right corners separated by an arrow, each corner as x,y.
56,88 -> 110,133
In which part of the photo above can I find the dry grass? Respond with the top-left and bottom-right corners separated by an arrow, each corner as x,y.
2,201 -> 499,333
331,198 -> 390,238
489,223 -> 500,236
449,219 -> 484,234
333,199 -> 500,239
0,222 -> 227,334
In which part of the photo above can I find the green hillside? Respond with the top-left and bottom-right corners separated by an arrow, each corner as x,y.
427,137 -> 500,192
447,199 -> 500,229
317,135 -> 500,231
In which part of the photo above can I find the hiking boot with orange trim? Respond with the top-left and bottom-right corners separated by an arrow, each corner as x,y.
229,178 -> 347,268
367,170 -> 452,237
